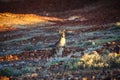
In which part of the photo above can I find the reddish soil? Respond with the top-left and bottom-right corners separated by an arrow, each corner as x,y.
0,0 -> 120,79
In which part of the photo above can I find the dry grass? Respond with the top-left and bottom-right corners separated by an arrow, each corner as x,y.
116,22 -> 120,26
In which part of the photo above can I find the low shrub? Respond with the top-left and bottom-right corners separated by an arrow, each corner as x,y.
0,67 -> 22,77
22,44 -> 34,51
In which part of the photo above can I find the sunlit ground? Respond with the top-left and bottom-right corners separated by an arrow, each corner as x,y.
116,22 -> 120,26
0,13 -> 63,31
0,54 -> 19,62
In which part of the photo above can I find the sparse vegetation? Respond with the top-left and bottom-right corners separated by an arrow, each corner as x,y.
0,66 -> 32,77
0,67 -> 22,77
48,52 -> 120,70
22,44 -> 34,51
0,0 -> 120,79
21,67 -> 32,74
107,54 -> 120,68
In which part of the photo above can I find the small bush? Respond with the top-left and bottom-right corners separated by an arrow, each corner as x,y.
0,67 -> 22,77
47,52 -> 120,71
21,67 -> 31,74
22,44 -> 34,51
83,40 -> 96,47
107,54 -> 120,68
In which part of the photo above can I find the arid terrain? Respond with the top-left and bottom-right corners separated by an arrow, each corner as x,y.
0,0 -> 120,80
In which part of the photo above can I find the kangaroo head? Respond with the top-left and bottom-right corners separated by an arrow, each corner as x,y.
59,29 -> 66,38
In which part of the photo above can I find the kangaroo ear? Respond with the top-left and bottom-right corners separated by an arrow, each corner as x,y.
63,29 -> 66,32
59,29 -> 66,33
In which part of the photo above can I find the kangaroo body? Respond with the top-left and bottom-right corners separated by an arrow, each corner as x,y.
52,30 -> 66,56
57,30 -> 66,47
59,37 -> 66,47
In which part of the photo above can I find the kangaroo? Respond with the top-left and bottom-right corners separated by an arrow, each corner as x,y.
52,30 -> 66,57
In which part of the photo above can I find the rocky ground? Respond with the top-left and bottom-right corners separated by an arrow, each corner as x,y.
0,19 -> 120,79
0,0 -> 120,80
